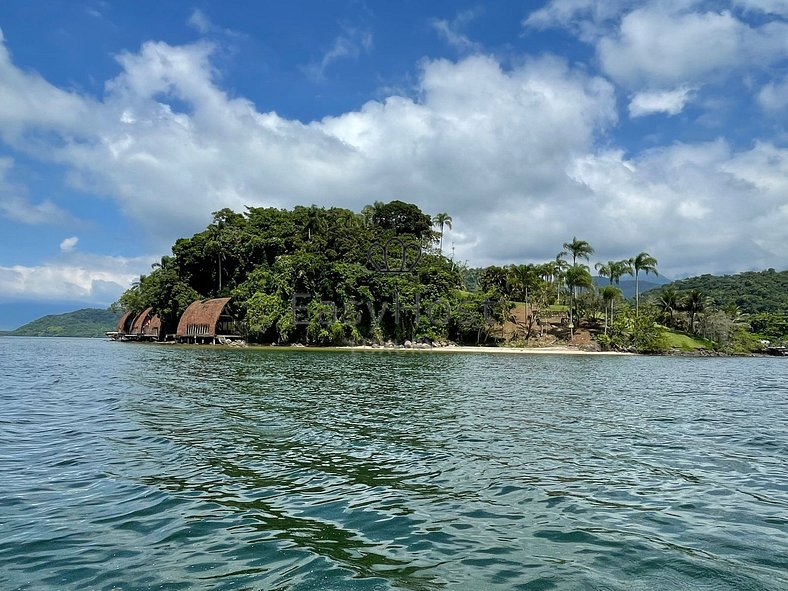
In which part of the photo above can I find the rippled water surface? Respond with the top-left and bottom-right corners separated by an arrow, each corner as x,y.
1,337 -> 787,590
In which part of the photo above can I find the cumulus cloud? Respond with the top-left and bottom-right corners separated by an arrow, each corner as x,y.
0,253 -> 153,303
566,141 -> 788,276
0,32 -> 785,280
59,236 -> 79,252
597,7 -> 788,88
629,87 -> 696,117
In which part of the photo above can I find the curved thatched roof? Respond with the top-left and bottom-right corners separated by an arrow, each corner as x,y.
176,298 -> 232,337
143,314 -> 161,337
130,307 -> 153,335
117,310 -> 136,333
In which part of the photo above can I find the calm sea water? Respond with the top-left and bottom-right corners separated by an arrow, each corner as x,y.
1,337 -> 787,590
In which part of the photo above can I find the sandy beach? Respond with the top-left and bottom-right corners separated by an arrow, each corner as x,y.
334,344 -> 635,356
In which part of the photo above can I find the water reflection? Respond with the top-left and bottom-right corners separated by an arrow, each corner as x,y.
1,338 -> 786,590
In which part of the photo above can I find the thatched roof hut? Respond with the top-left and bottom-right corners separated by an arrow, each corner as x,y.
143,314 -> 161,339
130,307 -> 154,335
116,310 -> 136,334
176,298 -> 236,341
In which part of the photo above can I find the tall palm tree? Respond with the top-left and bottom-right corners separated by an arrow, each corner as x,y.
560,238 -> 594,315
656,287 -> 680,328
560,237 -> 595,267
600,285 -> 622,334
684,290 -> 706,334
611,259 -> 632,284
631,252 -> 658,315
594,261 -> 612,284
433,213 -> 453,255
565,264 -> 593,336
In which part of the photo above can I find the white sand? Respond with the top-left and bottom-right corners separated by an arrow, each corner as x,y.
336,345 -> 634,356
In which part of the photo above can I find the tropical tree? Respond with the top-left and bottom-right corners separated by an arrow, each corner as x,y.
600,285 -> 623,334
655,287 -> 680,328
551,256 -> 570,304
595,261 -> 613,284
565,264 -> 594,336
631,252 -> 659,315
433,212 -> 453,255
560,237 -> 595,267
684,289 -> 706,334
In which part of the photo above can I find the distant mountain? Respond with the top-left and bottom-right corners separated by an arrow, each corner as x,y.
592,276 -> 668,300
641,268 -> 788,314
1,308 -> 121,338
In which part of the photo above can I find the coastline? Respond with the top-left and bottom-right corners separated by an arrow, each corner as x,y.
319,344 -> 635,356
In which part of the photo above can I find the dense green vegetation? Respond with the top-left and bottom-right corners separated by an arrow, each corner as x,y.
1,308 -> 121,337
118,202 -> 507,345
114,201 -> 785,352
117,202 -> 666,349
645,269 -> 788,314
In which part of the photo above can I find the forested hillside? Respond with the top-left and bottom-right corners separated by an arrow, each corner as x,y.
2,308 -> 120,337
117,202 -> 507,345
116,203 -> 666,349
644,269 -> 788,314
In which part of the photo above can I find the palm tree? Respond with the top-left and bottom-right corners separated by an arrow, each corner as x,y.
565,264 -> 594,336
595,261 -> 613,284
547,256 -> 570,304
631,252 -> 658,315
611,259 -> 632,284
684,290 -> 706,334
305,205 -> 324,240
600,285 -> 622,334
433,213 -> 453,255
560,238 -> 594,315
560,237 -> 595,267
656,287 -> 680,328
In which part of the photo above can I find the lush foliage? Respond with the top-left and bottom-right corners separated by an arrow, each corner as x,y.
3,308 -> 121,337
645,269 -> 788,314
117,201 -> 509,345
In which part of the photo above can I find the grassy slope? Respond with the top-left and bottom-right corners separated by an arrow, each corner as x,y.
4,308 -> 121,338
660,328 -> 712,351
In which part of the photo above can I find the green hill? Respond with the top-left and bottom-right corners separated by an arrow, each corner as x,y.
1,308 -> 121,337
643,268 -> 788,314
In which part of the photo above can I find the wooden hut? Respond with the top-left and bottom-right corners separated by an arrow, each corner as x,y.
142,314 -> 162,341
128,307 -> 161,341
108,309 -> 137,339
128,307 -> 153,340
176,298 -> 242,344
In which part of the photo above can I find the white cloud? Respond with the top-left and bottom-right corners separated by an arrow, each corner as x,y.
757,77 -> 788,111
565,140 -> 788,276
59,236 -> 79,252
187,9 -> 212,34
524,0 -> 639,42
629,87 -> 696,117
0,34 -> 785,279
0,253 -> 153,303
597,8 -> 781,88
0,157 -> 75,225
303,27 -> 373,81
526,2 -> 788,115
734,0 -> 788,17
431,10 -> 482,52
0,29 -> 98,142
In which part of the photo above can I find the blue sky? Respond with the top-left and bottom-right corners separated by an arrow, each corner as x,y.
0,0 -> 786,328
